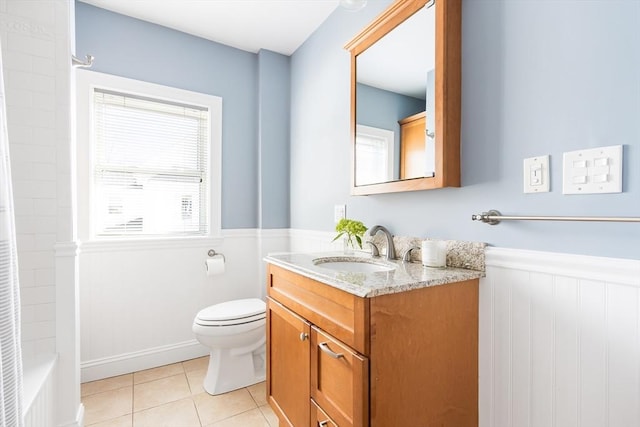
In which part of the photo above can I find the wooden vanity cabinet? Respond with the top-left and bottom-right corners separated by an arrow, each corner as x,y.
266,263 -> 479,427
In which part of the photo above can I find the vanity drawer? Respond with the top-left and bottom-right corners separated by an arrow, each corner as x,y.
267,264 -> 369,354
310,326 -> 368,427
311,399 -> 338,427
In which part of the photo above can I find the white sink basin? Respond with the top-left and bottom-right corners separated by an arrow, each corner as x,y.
313,257 -> 395,273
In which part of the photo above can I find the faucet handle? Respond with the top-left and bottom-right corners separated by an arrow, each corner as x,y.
367,241 -> 380,257
402,246 -> 420,263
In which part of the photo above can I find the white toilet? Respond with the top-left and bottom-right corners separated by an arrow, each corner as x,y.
192,298 -> 266,395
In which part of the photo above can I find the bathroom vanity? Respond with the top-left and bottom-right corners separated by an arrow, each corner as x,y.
264,252 -> 483,427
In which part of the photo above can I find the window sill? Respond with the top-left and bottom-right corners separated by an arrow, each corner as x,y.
78,235 -> 224,253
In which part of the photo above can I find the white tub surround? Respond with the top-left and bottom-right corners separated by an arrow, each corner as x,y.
1,0 -> 80,425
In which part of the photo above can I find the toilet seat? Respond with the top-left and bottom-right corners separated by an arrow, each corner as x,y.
195,298 -> 265,327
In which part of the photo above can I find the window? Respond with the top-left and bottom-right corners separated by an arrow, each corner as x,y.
76,71 -> 222,240
355,125 -> 395,186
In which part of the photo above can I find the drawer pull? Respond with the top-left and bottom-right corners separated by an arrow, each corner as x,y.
300,332 -> 309,341
318,421 -> 330,427
319,342 -> 344,359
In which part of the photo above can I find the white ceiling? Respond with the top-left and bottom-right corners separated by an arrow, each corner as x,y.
79,0 -> 340,56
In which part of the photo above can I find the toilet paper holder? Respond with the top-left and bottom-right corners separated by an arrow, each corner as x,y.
207,249 -> 226,262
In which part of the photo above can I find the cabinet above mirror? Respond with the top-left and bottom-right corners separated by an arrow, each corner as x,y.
345,0 -> 461,195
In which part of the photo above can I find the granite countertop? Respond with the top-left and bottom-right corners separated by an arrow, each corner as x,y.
264,251 -> 484,298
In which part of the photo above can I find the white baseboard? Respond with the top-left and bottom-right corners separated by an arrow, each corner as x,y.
57,404 -> 84,427
81,339 -> 208,382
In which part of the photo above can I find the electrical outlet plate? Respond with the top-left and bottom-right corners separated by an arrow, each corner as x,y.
334,205 -> 346,223
523,155 -> 550,193
562,145 -> 622,194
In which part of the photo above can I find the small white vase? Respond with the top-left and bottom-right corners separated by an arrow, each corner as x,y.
343,236 -> 355,255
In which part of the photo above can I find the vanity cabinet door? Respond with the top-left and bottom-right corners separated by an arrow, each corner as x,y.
310,326 -> 368,427
267,298 -> 311,427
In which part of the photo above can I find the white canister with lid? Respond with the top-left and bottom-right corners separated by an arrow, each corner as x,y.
421,240 -> 447,268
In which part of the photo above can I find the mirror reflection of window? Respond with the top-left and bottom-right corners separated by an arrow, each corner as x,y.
355,125 -> 395,186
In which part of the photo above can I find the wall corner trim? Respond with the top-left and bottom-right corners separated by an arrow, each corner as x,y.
54,241 -> 79,257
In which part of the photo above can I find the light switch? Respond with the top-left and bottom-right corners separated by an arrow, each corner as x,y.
334,204 -> 346,223
563,145 -> 622,194
593,174 -> 608,183
594,157 -> 609,167
573,160 -> 587,168
523,155 -> 550,193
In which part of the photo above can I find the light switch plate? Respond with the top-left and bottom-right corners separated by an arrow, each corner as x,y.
334,205 -> 346,223
562,145 -> 622,194
523,155 -> 550,193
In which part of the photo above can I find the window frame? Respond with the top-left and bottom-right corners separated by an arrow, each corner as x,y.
75,70 -> 222,242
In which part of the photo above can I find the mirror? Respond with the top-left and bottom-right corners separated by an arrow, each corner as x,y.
345,0 -> 461,195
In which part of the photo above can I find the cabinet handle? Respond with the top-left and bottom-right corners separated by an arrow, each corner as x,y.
299,332 -> 309,341
319,342 -> 344,359
318,421 -> 330,427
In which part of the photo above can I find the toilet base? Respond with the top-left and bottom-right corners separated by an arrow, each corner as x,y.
203,344 -> 266,395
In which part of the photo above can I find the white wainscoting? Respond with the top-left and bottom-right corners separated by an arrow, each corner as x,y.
79,229 -> 289,382
23,355 -> 57,427
480,247 -> 640,427
289,228 -> 341,253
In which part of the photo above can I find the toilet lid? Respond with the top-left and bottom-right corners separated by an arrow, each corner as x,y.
196,298 -> 266,323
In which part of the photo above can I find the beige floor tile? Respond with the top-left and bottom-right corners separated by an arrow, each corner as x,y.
133,362 -> 185,384
182,356 -> 209,373
206,408 -> 269,427
87,414 -> 132,427
247,382 -> 267,406
133,398 -> 201,427
193,389 -> 257,425
259,404 -> 279,427
83,387 -> 133,426
82,374 -> 133,397
186,369 -> 206,395
133,373 -> 191,412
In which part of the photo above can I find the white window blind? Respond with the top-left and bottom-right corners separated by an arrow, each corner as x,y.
92,89 -> 209,237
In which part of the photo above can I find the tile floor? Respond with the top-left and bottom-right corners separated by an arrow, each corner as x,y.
81,356 -> 278,427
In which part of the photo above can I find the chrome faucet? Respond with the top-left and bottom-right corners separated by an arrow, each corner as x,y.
368,225 -> 396,260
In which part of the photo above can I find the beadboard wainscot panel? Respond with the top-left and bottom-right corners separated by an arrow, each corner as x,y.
258,228 -> 290,299
480,247 -> 640,427
23,355 -> 57,427
289,228 -> 342,253
79,229 -> 277,382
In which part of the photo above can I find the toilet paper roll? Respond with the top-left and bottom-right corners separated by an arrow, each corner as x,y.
205,257 -> 225,276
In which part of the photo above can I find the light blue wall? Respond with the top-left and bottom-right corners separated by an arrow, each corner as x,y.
76,1 -> 290,229
291,0 -> 640,259
258,50 -> 290,228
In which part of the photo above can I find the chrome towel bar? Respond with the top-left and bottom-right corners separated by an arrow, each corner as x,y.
471,209 -> 640,225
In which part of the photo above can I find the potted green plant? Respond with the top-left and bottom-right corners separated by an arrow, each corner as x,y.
332,218 -> 368,253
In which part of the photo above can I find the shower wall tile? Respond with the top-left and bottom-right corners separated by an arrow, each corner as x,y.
2,0 -> 71,366
2,0 -> 77,423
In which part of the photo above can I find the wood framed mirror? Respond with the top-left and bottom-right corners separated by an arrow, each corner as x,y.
345,0 -> 461,195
